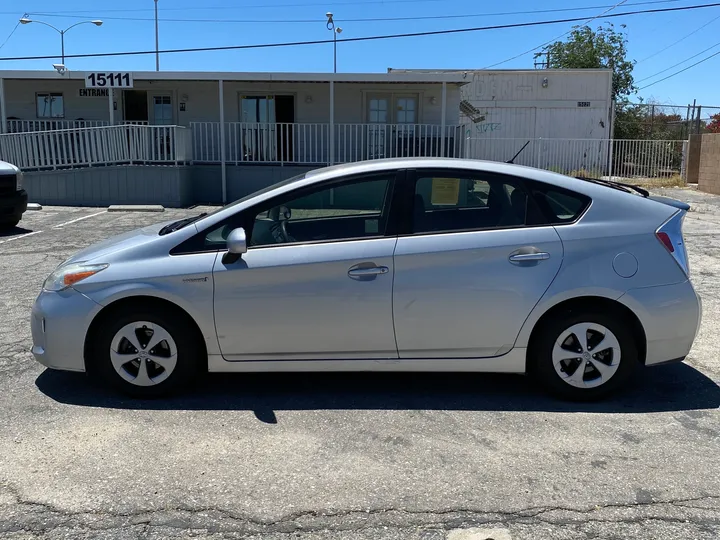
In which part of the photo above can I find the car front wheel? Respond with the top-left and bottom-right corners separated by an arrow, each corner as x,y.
88,307 -> 202,397
532,310 -> 639,400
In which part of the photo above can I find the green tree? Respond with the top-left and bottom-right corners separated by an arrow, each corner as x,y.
546,23 -> 636,101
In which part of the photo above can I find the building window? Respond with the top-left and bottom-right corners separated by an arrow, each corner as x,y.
36,93 -> 64,118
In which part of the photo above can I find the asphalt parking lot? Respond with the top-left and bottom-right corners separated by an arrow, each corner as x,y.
0,191 -> 718,539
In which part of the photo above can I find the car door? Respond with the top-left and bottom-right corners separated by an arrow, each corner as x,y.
211,171 -> 400,361
392,168 -> 564,359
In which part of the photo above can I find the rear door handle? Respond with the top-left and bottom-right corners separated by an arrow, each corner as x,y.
348,266 -> 389,277
509,252 -> 550,263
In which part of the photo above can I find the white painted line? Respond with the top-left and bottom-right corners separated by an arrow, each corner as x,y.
52,210 -> 107,229
0,230 -> 43,245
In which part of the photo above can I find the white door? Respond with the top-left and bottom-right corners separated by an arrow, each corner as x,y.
367,95 -> 390,159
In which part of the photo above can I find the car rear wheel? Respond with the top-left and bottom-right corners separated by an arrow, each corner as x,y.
88,307 -> 202,397
531,310 -> 639,400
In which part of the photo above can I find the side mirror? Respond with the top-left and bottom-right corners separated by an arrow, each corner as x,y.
227,227 -> 247,255
222,228 -> 247,265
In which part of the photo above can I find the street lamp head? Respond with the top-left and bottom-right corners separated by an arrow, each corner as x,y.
326,12 -> 333,19
91,20 -> 103,26
19,18 -> 32,24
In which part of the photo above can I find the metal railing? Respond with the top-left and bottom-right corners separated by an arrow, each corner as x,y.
5,119 -> 109,133
190,122 -> 464,165
0,124 -> 192,170
465,137 -> 686,179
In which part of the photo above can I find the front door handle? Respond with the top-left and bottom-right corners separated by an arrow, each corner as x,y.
348,266 -> 389,277
509,252 -> 550,263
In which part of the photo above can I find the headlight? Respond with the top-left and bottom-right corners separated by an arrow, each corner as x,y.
16,170 -> 23,191
43,263 -> 109,291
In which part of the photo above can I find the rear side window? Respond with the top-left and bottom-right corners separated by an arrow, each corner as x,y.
529,184 -> 591,224
412,175 -> 532,234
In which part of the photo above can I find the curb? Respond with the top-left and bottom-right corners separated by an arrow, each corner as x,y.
107,205 -> 165,213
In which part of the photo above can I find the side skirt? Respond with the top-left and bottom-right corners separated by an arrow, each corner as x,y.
207,348 -> 527,374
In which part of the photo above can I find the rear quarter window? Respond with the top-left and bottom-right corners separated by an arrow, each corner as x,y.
529,184 -> 591,224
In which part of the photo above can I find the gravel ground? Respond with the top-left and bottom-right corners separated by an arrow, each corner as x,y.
0,192 -> 718,540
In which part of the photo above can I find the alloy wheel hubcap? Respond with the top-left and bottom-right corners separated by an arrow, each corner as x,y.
110,321 -> 177,387
552,322 -> 621,389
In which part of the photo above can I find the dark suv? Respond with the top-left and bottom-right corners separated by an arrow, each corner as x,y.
0,160 -> 27,230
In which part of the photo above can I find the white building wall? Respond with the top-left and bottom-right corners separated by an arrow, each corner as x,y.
1,78 -> 462,127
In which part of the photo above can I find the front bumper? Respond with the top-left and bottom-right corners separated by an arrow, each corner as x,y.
619,280 -> 702,366
31,287 -> 102,372
0,189 -> 28,223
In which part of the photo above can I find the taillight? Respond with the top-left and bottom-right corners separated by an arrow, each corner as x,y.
656,231 -> 674,253
656,211 -> 689,276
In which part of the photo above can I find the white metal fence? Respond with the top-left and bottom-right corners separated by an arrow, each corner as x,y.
191,122 -> 464,164
465,137 -> 686,179
5,119 -> 110,133
0,124 -> 192,170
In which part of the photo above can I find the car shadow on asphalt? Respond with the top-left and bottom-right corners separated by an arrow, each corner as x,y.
35,362 -> 719,422
0,226 -> 32,238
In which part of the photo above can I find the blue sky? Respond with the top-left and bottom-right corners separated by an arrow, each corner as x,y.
0,0 -> 718,107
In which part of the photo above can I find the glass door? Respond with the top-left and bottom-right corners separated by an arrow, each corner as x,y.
366,95 -> 390,159
241,96 -> 276,161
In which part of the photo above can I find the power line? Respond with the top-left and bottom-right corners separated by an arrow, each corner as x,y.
639,48 -> 720,88
23,0 -> 682,24
2,2 -> 719,62
482,0 -> 631,69
636,10 -> 720,62
0,17 -> 23,51
0,0 -> 448,16
636,40 -> 720,82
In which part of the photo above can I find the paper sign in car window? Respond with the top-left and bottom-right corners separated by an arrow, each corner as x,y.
431,178 -> 461,205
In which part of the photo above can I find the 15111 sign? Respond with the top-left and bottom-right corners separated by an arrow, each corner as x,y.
85,72 -> 133,89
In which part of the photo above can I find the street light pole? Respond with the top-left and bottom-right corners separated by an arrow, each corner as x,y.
325,12 -> 342,73
19,18 -> 103,65
154,0 -> 160,71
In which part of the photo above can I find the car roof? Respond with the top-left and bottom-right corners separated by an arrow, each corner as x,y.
197,158 -> 649,231
305,158 -> 615,197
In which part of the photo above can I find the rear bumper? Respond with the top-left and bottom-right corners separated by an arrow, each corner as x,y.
0,189 -> 27,222
619,280 -> 701,366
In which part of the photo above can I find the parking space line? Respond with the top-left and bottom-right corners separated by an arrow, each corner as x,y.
0,230 -> 43,245
52,210 -> 107,229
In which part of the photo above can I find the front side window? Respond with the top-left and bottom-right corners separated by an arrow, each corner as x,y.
412,174 -> 533,234
199,175 -> 395,251
36,93 -> 64,118
248,177 -> 393,247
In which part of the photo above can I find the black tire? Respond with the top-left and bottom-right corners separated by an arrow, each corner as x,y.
87,306 -> 203,398
530,310 -> 639,401
0,219 -> 20,230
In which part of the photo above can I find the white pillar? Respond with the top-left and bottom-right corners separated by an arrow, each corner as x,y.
108,88 -> 114,125
0,79 -> 6,134
440,82 -> 447,158
329,80 -> 335,165
219,79 -> 227,204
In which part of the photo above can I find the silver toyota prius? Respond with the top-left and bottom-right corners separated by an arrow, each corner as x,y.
31,158 -> 702,400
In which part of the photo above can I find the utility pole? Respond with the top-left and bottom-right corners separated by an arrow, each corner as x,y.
533,50 -> 550,69
154,0 -> 160,71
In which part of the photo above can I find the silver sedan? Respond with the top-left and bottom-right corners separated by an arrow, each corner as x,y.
31,158 -> 702,400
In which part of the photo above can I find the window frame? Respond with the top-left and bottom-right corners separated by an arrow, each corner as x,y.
35,92 -> 65,119
171,169 -> 406,256
399,168 -> 551,237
